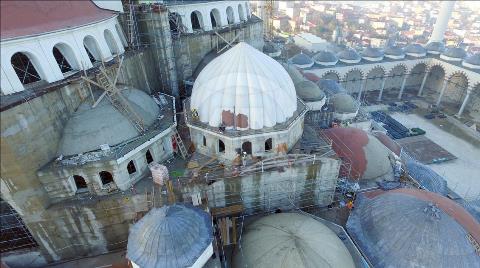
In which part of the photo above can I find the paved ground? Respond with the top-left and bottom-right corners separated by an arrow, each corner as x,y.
391,112 -> 480,200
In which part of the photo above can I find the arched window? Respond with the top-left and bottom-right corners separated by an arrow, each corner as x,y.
191,11 -> 204,30
265,138 -> 273,151
146,150 -> 154,164
238,4 -> 245,21
169,12 -> 182,32
53,44 -> 77,74
104,29 -> 119,55
99,171 -> 114,185
127,160 -> 137,174
210,9 -> 221,28
83,35 -> 102,63
242,141 -> 252,155
226,6 -> 235,24
115,23 -> 128,47
203,136 -> 207,147
73,175 -> 87,191
219,140 -> 225,153
11,52 -> 42,85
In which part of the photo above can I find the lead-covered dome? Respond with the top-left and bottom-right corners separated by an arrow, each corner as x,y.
426,41 -> 445,54
58,88 -> 160,156
337,48 -> 361,63
441,46 -> 467,61
233,213 -> 355,268
384,45 -> 405,59
191,42 -> 297,130
289,52 -> 314,69
463,53 -> 480,69
361,47 -> 384,61
404,43 -> 427,57
313,50 -> 338,65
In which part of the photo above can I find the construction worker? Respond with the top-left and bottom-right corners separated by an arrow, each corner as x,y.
191,108 -> 199,120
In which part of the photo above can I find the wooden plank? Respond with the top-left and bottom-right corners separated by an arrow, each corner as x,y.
231,217 -> 237,245
210,204 -> 244,217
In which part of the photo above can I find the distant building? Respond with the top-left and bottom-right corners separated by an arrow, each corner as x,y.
294,32 -> 329,52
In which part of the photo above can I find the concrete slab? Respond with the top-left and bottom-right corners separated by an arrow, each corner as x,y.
396,135 -> 456,164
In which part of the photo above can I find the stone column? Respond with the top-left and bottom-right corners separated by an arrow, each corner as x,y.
418,70 -> 429,96
436,79 -> 449,106
358,78 -> 367,102
377,77 -> 387,101
398,73 -> 409,99
457,89 -> 472,116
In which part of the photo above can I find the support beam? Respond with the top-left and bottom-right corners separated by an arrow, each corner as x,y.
418,71 -> 429,96
436,79 -> 449,106
358,78 -> 367,102
398,73 -> 409,99
377,77 -> 386,101
457,89 -> 472,116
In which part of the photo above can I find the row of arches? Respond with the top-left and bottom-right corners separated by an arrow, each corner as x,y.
205,136 -> 273,155
10,29 -> 123,87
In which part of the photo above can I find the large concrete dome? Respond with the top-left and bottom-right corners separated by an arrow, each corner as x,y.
58,88 -> 160,156
323,127 -> 393,180
347,189 -> 480,268
191,42 -> 297,130
233,213 -> 355,268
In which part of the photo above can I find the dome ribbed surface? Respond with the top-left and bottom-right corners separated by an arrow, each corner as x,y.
233,213 -> 355,268
313,50 -> 338,64
347,189 -> 480,268
442,47 -> 467,59
191,42 -> 297,130
127,204 -> 213,268
58,88 -> 159,156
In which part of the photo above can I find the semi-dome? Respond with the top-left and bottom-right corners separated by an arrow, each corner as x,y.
463,53 -> 480,69
425,41 -> 445,54
406,160 -> 448,195
313,50 -> 338,65
233,213 -> 355,268
347,189 -> 480,267
127,204 -> 213,268
191,42 -> 297,130
263,41 -> 281,57
384,45 -> 405,59
441,46 -> 467,61
361,47 -> 384,61
58,88 -> 160,156
289,52 -> 314,69
337,48 -> 361,63
323,127 -> 393,180
318,79 -> 346,96
404,43 -> 427,57
371,131 -> 401,156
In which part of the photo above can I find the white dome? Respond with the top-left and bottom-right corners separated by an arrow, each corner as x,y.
191,42 -> 297,130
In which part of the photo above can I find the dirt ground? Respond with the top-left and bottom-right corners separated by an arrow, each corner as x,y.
391,112 -> 480,200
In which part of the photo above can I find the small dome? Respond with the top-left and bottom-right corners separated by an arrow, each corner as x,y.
313,50 -> 338,65
58,88 -> 160,156
337,48 -> 361,63
371,131 -> 401,156
361,47 -> 384,61
294,80 -> 325,102
127,204 -> 213,268
384,45 -> 405,59
331,94 -> 358,114
404,43 -> 427,57
283,63 -> 304,84
323,127 -> 393,180
463,53 -> 480,69
406,160 -> 448,195
425,41 -> 445,54
263,41 -> 281,57
233,213 -> 355,268
441,46 -> 467,61
347,189 -> 480,267
191,42 -> 297,130
289,52 -> 314,69
318,79 -> 346,96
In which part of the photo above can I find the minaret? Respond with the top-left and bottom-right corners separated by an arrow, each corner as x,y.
429,1 -> 455,43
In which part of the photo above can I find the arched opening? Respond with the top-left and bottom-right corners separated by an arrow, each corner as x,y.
115,23 -> 128,47
226,6 -> 235,24
424,65 -> 445,103
238,4 -> 245,21
242,141 -> 252,155
245,2 -> 250,18
384,65 -> 407,97
322,72 -> 340,82
99,171 -> 114,185
53,45 -> 75,74
363,67 -> 385,101
265,138 -> 273,151
127,160 -> 137,174
73,175 -> 88,191
104,29 -> 120,55
83,35 -> 102,63
191,11 -> 204,30
343,69 -> 363,96
406,63 -> 427,95
145,150 -> 154,164
466,84 -> 480,121
441,72 -> 468,109
219,140 -> 225,153
203,136 -> 207,147
10,52 -> 42,85
210,9 -> 221,28
169,12 -> 182,32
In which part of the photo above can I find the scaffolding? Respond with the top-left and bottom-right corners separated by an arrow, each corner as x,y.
0,198 -> 38,253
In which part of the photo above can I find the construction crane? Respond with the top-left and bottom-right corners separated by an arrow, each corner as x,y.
81,57 -> 146,133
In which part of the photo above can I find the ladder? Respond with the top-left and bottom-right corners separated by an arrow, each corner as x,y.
124,0 -> 140,48
173,129 -> 189,159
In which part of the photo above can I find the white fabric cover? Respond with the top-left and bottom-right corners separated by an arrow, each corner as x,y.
191,42 -> 297,130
